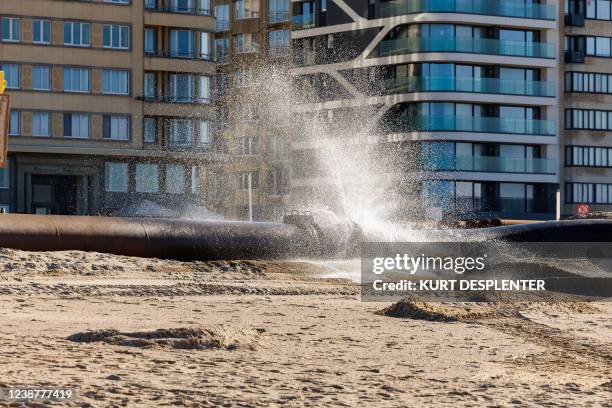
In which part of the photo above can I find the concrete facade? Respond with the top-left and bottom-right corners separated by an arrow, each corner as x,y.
1,0 -> 224,216
212,0 -> 292,221
562,0 -> 612,216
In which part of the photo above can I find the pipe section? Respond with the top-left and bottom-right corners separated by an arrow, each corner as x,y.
0,214 -> 330,260
0,215 -> 609,261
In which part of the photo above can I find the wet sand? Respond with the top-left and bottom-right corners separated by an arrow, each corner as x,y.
0,248 -> 610,407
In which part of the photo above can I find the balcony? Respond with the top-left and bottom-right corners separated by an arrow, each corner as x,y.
378,37 -> 555,59
268,11 -> 290,23
168,142 -> 215,152
216,53 -> 229,64
268,45 -> 290,57
453,156 -> 556,174
379,0 -> 555,20
215,20 -> 230,32
292,13 -> 315,30
142,95 -> 211,104
454,197 -> 555,216
145,4 -> 211,15
382,76 -> 555,97
396,115 -> 556,135
145,50 -> 212,61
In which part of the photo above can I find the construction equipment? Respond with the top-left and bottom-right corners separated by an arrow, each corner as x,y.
0,70 -> 9,168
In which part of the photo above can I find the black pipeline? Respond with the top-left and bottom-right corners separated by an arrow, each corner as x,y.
0,212 -> 361,261
0,214 -> 609,260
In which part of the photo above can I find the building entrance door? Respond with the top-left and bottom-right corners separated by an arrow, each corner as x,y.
30,175 -> 79,215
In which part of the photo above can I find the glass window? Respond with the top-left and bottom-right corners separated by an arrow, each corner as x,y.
170,29 -> 194,57
199,31 -> 210,59
135,164 -> 159,193
33,19 -> 51,44
9,111 -> 19,135
268,0 -> 290,21
170,0 -> 193,12
597,0 -> 611,20
588,0 -> 597,18
235,0 -> 260,18
105,162 -> 129,192
32,112 -> 50,137
144,28 -> 157,54
2,64 -> 20,89
268,29 -> 289,55
170,119 -> 193,146
32,66 -> 50,90
198,0 -> 211,14
64,67 -> 90,92
169,74 -> 194,102
199,76 -> 210,102
102,69 -> 129,94
596,37 -> 611,56
233,33 -> 259,53
103,24 -> 130,49
0,158 -> 9,189
587,37 -> 596,55
64,22 -> 91,46
144,72 -> 156,98
103,115 -> 129,141
198,121 -> 211,146
215,38 -> 230,62
238,171 -> 259,190
215,4 -> 230,31
238,136 -> 258,155
143,118 -> 157,143
166,164 -> 185,194
2,17 -> 20,42
191,166 -> 199,194
64,113 -> 89,138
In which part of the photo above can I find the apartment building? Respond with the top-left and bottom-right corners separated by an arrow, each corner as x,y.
213,0 -> 291,220
290,0 -> 561,221
563,0 -> 612,215
0,0 -> 221,216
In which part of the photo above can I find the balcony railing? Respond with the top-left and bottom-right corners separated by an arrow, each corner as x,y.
145,50 -> 212,60
453,156 -> 556,174
380,0 -> 555,20
268,11 -> 290,23
168,141 -> 215,152
454,197 -> 555,215
397,115 -> 556,135
215,20 -> 229,32
382,76 -> 555,97
216,53 -> 229,63
142,95 -> 211,104
145,5 -> 211,15
292,13 -> 315,30
268,44 -> 290,57
378,37 -> 555,59
294,51 -> 316,66
564,50 -> 585,63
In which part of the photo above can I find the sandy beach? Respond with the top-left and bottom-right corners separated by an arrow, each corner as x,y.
0,248 -> 610,407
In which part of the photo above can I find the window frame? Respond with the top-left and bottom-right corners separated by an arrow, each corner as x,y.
103,24 -> 130,49
2,17 -> 20,42
33,19 -> 51,44
32,111 -> 51,137
64,21 -> 91,47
